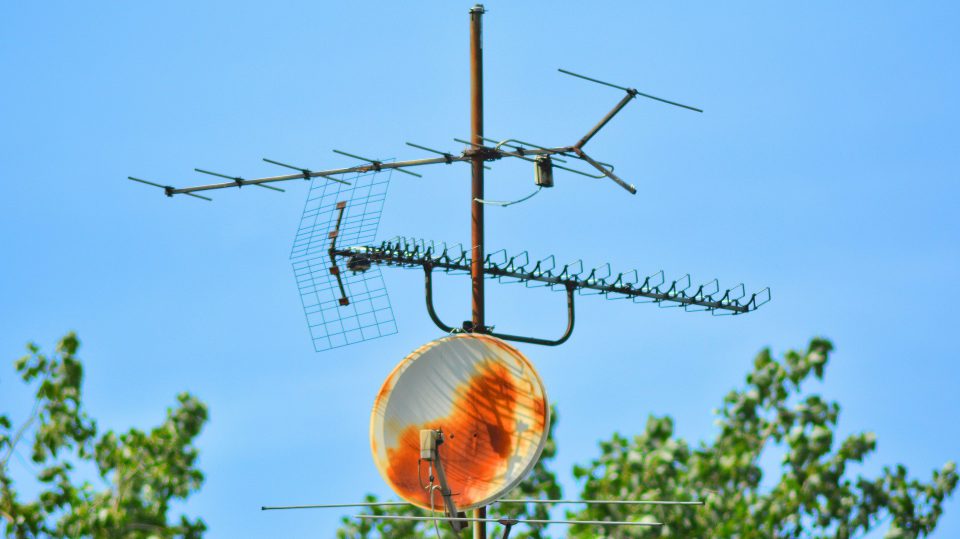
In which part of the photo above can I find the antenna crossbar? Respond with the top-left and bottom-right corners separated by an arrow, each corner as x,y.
149,144 -> 609,197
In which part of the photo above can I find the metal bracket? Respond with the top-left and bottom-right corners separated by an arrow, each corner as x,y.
421,428 -> 465,536
424,264 -> 575,346
499,518 -> 518,539
424,263 -> 456,333
463,145 -> 503,162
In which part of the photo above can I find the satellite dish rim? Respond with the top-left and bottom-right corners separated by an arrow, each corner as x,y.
369,333 -> 550,511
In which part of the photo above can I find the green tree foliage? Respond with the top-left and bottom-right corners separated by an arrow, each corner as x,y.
335,407 -> 562,539
337,339 -> 957,538
568,338 -> 957,538
0,333 -> 208,538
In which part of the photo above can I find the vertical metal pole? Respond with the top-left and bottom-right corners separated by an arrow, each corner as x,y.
469,5 -> 486,539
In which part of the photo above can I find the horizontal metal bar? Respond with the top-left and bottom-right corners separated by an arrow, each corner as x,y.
168,155 -> 468,195
497,499 -> 704,506
262,502 -> 412,511
163,143 -> 617,196
355,515 -> 662,527
558,68 -> 703,113
335,243 -> 755,313
195,168 -> 284,192
260,498 -> 704,511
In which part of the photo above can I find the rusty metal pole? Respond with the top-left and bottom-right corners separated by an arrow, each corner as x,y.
469,4 -> 486,539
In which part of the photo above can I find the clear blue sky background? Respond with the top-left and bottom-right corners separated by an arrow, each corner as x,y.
2,1 -> 958,537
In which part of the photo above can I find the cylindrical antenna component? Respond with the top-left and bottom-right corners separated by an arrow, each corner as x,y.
534,155 -> 554,188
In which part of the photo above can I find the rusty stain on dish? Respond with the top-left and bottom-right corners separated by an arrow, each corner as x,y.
370,334 -> 549,510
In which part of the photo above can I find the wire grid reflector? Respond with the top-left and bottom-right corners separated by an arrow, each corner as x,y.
291,169 -> 397,351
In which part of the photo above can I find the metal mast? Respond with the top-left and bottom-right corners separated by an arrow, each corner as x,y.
469,6 -> 487,538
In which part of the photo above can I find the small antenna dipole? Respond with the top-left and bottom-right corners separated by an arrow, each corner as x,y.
557,68 -> 704,112
262,158 -> 351,185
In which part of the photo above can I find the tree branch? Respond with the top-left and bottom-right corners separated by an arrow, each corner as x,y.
1,398 -> 41,468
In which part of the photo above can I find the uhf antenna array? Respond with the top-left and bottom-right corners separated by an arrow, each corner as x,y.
129,5 -> 768,537
338,236 -> 769,346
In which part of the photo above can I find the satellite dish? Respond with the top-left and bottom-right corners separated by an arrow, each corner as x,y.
371,333 -> 549,511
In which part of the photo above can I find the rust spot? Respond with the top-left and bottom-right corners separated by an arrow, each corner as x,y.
381,359 -> 547,509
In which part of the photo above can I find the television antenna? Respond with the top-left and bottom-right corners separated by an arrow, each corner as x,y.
129,5 -> 769,537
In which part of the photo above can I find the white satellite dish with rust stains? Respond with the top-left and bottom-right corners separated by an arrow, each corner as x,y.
370,333 -> 550,511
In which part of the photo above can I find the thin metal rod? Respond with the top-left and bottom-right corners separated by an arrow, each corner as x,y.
558,68 -> 632,92
405,142 -> 457,161
259,498 -> 705,511
572,148 -> 636,194
558,68 -> 703,113
475,186 -> 541,207
261,502 -> 412,510
168,155 -> 459,194
126,177 -> 212,201
127,176 -> 168,190
575,92 -> 635,149
355,514 -> 662,527
334,149 -> 423,178
262,158 -> 351,185
194,168 -> 284,192
496,499 -> 704,506
470,6 -> 486,539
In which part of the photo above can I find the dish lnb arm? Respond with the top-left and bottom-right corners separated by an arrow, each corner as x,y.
420,429 -> 466,535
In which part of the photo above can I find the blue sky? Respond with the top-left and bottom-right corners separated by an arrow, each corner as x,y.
1,1 -> 958,537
